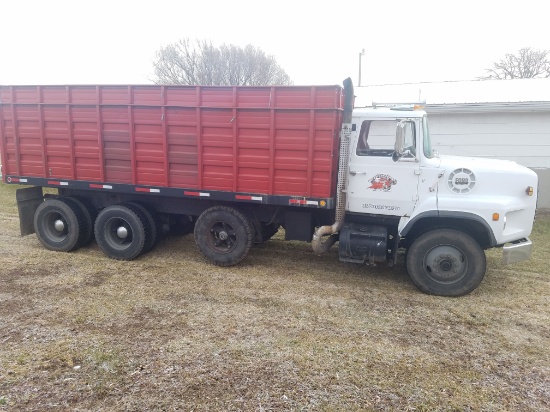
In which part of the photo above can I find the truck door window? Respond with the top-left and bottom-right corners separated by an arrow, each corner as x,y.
422,116 -> 433,158
356,120 -> 405,157
401,121 -> 416,156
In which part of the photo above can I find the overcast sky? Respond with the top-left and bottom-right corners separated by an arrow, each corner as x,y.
0,0 -> 548,87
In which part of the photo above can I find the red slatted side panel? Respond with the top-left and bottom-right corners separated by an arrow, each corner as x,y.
0,88 -> 8,177
273,109 -> 310,195
101,105 -> 131,183
1,84 -> 343,199
312,109 -> 342,197
68,86 -> 100,180
43,104 -> 71,178
16,104 -> 42,177
201,108 -> 234,191
232,86 -> 342,198
72,104 -> 101,181
99,86 -> 132,183
236,109 -> 270,193
2,112 -> 17,177
165,87 -> 199,188
235,88 -> 271,193
200,88 -> 235,191
133,106 -> 164,186
1,87 -> 40,177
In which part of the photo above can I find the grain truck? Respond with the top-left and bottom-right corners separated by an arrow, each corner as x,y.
0,79 -> 538,296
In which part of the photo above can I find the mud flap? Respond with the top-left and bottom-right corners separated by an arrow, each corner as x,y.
16,186 -> 43,236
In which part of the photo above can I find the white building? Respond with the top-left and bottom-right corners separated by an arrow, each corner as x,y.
356,78 -> 550,209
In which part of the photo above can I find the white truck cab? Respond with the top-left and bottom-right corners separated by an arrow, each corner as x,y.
339,105 -> 538,296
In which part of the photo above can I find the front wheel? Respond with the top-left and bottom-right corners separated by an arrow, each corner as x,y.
406,229 -> 486,296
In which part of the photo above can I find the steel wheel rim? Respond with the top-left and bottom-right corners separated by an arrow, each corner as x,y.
207,220 -> 237,254
104,217 -> 134,251
423,244 -> 468,284
41,210 -> 68,243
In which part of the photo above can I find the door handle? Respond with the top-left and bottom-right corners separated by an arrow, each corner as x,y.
350,171 -> 367,176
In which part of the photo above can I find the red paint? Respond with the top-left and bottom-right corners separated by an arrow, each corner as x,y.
1,85 -> 344,198
368,174 -> 397,192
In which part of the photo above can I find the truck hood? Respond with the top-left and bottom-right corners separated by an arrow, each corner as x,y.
435,153 -> 538,243
437,154 -> 537,197
439,155 -> 529,175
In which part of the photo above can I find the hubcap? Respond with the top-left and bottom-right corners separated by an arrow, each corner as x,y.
117,226 -> 129,239
424,245 -> 467,283
104,217 -> 133,250
54,219 -> 65,232
209,221 -> 237,252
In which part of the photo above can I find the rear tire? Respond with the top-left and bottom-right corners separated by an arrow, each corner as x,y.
406,229 -> 486,296
194,206 -> 253,266
123,202 -> 158,253
61,197 -> 94,247
34,198 -> 84,252
94,205 -> 147,260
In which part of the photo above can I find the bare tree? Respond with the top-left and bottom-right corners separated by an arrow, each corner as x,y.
480,47 -> 550,80
152,38 -> 292,86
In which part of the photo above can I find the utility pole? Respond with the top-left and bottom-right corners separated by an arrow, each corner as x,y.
358,49 -> 365,86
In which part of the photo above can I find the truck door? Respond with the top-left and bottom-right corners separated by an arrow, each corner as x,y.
346,118 -> 420,216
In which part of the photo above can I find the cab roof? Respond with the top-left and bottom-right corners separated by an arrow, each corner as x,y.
352,107 -> 426,118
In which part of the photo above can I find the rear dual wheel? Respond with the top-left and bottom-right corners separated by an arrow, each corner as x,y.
124,202 -> 158,253
34,198 -> 86,252
94,203 -> 157,260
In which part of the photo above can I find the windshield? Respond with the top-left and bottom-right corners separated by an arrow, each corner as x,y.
422,116 -> 434,158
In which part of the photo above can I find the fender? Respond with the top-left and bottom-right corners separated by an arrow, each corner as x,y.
400,210 -> 497,247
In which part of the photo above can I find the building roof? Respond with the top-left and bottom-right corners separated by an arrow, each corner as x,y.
355,78 -> 550,113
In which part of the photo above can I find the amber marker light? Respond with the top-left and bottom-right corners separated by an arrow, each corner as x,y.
492,213 -> 500,221
526,186 -> 534,196
319,200 -> 327,207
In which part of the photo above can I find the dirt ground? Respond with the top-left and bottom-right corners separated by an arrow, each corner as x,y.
0,183 -> 549,411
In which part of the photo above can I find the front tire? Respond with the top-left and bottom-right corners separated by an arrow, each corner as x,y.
406,229 -> 486,296
194,206 -> 253,266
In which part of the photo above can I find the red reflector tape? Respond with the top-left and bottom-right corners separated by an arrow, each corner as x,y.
235,195 -> 263,201
48,181 -> 69,186
90,184 -> 113,189
184,191 -> 210,197
7,177 -> 27,183
289,199 -> 319,206
136,187 -> 160,193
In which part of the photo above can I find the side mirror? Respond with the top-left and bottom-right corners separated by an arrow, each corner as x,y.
392,120 -> 416,162
393,121 -> 407,162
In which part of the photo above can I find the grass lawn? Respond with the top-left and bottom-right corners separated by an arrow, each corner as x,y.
0,182 -> 548,411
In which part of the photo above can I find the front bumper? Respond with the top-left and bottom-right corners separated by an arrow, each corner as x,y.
502,238 -> 533,265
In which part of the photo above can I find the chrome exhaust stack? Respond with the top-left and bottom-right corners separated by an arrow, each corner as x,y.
312,78 -> 354,254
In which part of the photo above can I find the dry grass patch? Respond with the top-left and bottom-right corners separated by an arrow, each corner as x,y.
0,182 -> 549,411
